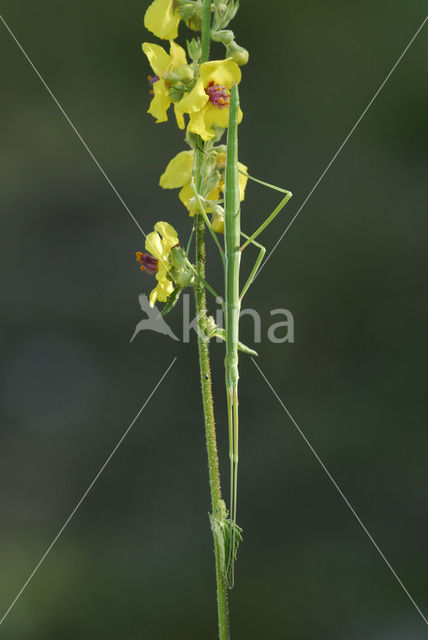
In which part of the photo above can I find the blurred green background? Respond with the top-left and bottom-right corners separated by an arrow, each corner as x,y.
1,1 -> 427,638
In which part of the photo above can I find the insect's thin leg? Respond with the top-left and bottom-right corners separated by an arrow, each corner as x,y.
240,191 -> 292,250
239,169 -> 291,195
238,171 -> 292,250
190,177 -> 226,265
184,258 -> 222,303
230,386 -> 239,589
185,222 -> 195,257
239,232 -> 266,300
224,84 -> 241,589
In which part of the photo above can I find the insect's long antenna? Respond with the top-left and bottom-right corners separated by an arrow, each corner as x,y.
231,388 -> 239,587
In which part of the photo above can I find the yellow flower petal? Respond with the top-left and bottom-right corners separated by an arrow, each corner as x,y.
186,100 -> 242,141
149,286 -> 158,307
144,0 -> 180,41
179,182 -> 194,210
145,230 -> 163,261
207,104 -> 243,129
207,185 -> 221,202
174,104 -> 185,129
169,40 -> 187,69
156,260 -> 169,277
177,79 -> 209,114
148,80 -> 170,123
142,42 -> 171,77
179,182 -> 217,214
218,151 -> 226,165
160,151 -> 194,189
152,276 -> 174,303
155,221 -> 179,251
206,103 -> 228,129
200,58 -> 242,88
238,161 -> 248,201
187,105 -> 216,141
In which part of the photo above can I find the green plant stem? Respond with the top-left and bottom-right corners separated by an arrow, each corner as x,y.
194,180 -> 230,639
193,2 -> 230,638
201,0 -> 211,63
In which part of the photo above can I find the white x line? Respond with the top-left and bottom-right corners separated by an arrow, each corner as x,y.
0,14 -> 148,240
252,357 -> 428,627
0,14 -> 179,627
0,356 -> 177,626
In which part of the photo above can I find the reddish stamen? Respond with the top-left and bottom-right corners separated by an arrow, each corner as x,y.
136,251 -> 158,274
148,74 -> 160,86
147,75 -> 160,98
205,81 -> 230,108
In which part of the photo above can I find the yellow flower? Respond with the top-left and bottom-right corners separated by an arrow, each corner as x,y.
159,149 -> 248,217
177,59 -> 243,141
159,150 -> 211,210
144,0 -> 180,40
144,221 -> 179,306
142,41 -> 188,128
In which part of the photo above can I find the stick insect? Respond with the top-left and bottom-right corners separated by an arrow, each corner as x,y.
191,84 -> 292,588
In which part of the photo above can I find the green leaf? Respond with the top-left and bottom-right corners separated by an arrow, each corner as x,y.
209,502 -> 243,587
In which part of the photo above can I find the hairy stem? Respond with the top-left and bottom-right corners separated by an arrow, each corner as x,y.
193,1 -> 230,638
194,192 -> 230,639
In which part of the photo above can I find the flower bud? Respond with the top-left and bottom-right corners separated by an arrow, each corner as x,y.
211,205 -> 225,234
175,64 -> 194,83
176,270 -> 194,287
206,315 -> 218,337
176,0 -> 202,28
211,29 -> 234,45
170,246 -> 186,270
163,70 -> 180,84
187,38 -> 202,63
227,41 -> 249,66
186,15 -> 202,30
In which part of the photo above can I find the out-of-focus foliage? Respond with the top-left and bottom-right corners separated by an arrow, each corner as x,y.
0,1 -> 427,638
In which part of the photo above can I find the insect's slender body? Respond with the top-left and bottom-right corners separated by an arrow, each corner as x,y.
224,85 -> 241,585
190,83 -> 292,587
225,85 -> 241,398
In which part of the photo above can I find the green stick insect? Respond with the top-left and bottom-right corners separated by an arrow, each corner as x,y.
190,84 -> 293,587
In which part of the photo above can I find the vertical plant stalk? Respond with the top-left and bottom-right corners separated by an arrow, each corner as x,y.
193,0 -> 230,638
200,0 -> 211,62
